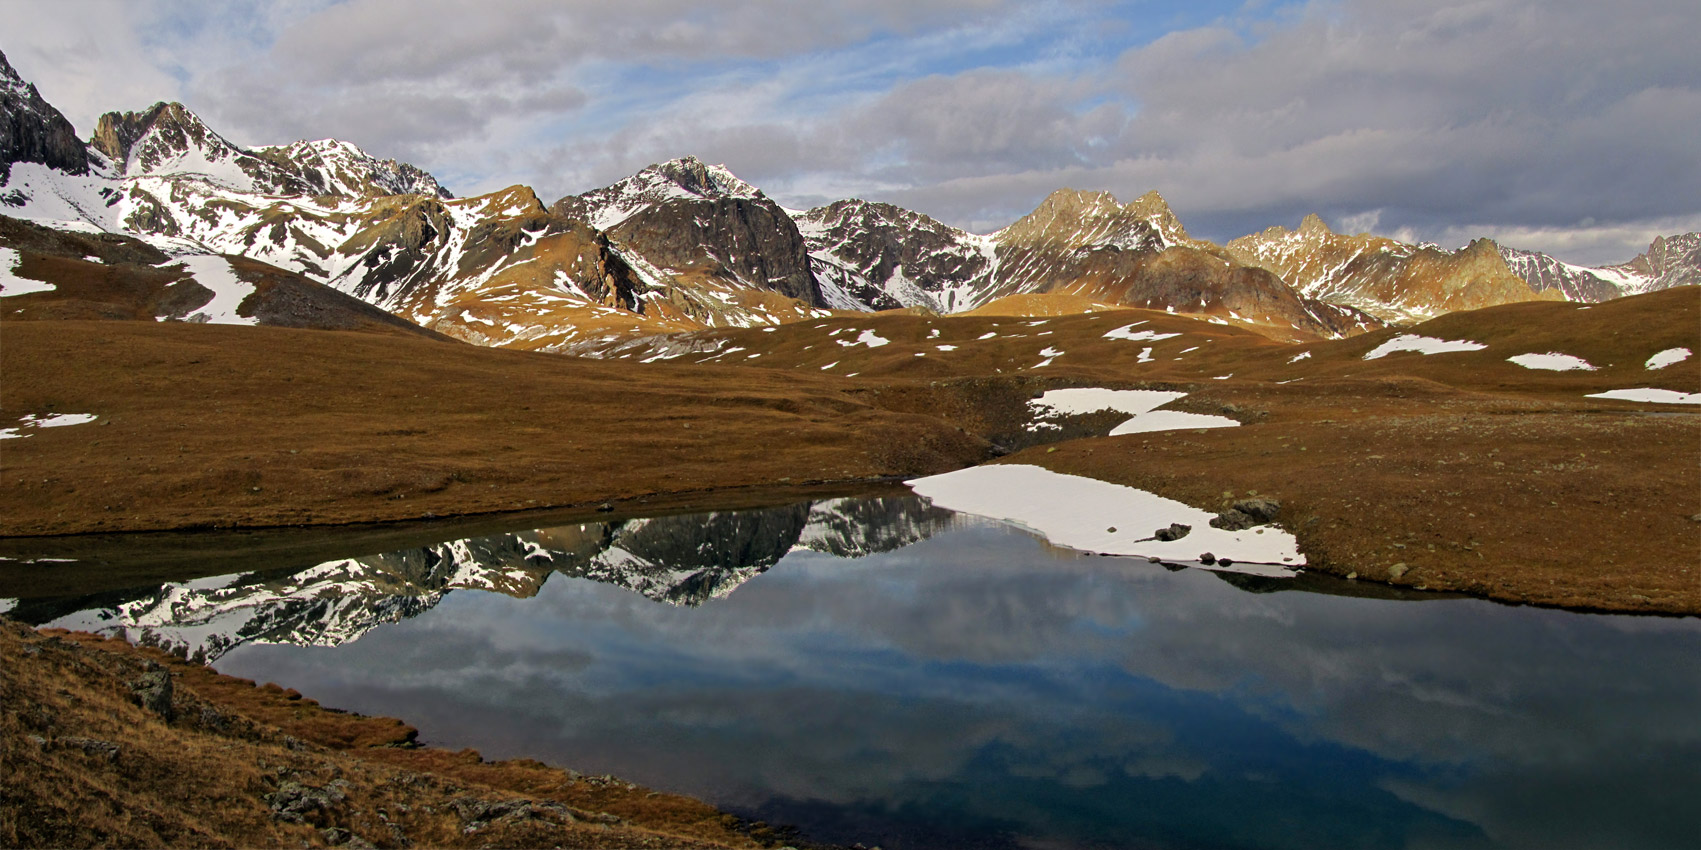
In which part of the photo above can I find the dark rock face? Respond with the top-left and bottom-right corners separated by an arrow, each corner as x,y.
1499,245 -> 1624,303
611,195 -> 822,306
797,199 -> 992,312
0,49 -> 91,180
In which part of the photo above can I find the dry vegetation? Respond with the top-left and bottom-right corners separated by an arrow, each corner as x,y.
1,280 -> 1696,845
0,619 -> 805,849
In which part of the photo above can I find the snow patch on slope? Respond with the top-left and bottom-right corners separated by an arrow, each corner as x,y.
1362,334 -> 1485,360
173,255 -> 257,324
1507,353 -> 1596,372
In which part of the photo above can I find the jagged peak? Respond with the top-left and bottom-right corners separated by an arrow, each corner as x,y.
0,48 -> 27,91
1299,213 -> 1332,236
643,155 -> 763,201
1126,189 -> 1189,242
91,101 -> 241,174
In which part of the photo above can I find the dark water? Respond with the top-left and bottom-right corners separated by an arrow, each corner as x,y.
15,494 -> 1701,849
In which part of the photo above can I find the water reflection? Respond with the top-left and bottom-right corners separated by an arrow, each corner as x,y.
17,496 -> 1701,849
31,496 -> 958,661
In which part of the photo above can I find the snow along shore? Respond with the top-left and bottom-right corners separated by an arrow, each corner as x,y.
908,464 -> 1303,576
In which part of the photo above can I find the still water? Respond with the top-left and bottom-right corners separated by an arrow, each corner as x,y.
16,494 -> 1701,849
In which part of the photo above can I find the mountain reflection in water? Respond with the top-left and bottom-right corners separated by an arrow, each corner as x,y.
35,496 -> 959,661
20,494 -> 1701,850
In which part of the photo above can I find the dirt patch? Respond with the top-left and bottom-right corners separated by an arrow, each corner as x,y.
0,321 -> 998,536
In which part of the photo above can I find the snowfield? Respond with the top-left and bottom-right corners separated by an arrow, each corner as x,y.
908,464 -> 1303,572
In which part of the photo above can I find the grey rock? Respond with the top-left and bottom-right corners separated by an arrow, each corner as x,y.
1199,552 -> 1217,565
1232,498 -> 1282,522
1209,510 -> 1256,531
1153,523 -> 1191,541
133,669 -> 174,720
265,779 -> 347,824
62,736 -> 120,762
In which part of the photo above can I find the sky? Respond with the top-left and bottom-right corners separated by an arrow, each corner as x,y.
7,0 -> 1699,265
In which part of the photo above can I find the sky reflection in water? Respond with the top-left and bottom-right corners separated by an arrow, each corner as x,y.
211,516 -> 1701,850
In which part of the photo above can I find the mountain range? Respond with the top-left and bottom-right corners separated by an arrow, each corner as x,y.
2,47 -> 1694,351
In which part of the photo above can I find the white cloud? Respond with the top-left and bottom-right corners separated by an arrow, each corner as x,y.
4,0 -> 1696,264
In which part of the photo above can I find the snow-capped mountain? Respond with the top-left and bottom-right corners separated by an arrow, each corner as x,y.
33,496 -> 960,662
794,198 -> 995,313
1500,233 -> 1701,303
1225,214 -> 1562,324
3,48 -> 1691,350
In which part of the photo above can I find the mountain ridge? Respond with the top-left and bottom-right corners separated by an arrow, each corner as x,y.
1,52 -> 1692,350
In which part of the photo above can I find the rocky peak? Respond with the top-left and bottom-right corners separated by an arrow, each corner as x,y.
1298,213 -> 1332,236
1611,232 -> 1700,291
0,48 -> 92,179
250,138 -> 451,199
90,101 -> 246,179
1127,190 -> 1190,243
999,187 -> 1167,253
648,155 -> 762,201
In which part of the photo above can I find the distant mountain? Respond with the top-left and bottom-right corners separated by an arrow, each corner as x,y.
1500,233 -> 1700,303
1224,214 -> 1563,324
2,49 -> 1691,350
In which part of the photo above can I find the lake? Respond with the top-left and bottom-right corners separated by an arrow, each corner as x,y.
11,493 -> 1701,849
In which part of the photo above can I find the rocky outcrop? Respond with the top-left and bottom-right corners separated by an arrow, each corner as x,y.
1610,233 -> 1700,292
556,156 -> 825,309
795,198 -> 992,312
0,49 -> 90,180
1227,216 -> 1560,323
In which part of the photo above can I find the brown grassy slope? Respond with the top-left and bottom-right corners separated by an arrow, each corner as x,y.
0,620 -> 778,849
0,215 -> 447,339
994,289 -> 1701,614
0,321 -> 988,536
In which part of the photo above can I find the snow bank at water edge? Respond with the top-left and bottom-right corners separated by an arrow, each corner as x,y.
1586,389 -> 1701,405
908,464 -> 1303,575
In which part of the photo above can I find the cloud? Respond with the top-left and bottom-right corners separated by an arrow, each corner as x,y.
5,0 -> 1696,263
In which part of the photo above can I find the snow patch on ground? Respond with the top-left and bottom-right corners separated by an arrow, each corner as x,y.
1288,351 -> 1312,364
1646,348 -> 1691,370
174,256 -> 257,325
0,247 -> 55,296
1586,388 -> 1701,405
1106,324 -> 1182,343
1507,353 -> 1597,372
835,329 -> 889,349
907,464 -> 1302,572
1029,388 -> 1184,418
1,413 -> 99,440
1108,411 -> 1240,436
1362,334 -> 1486,360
